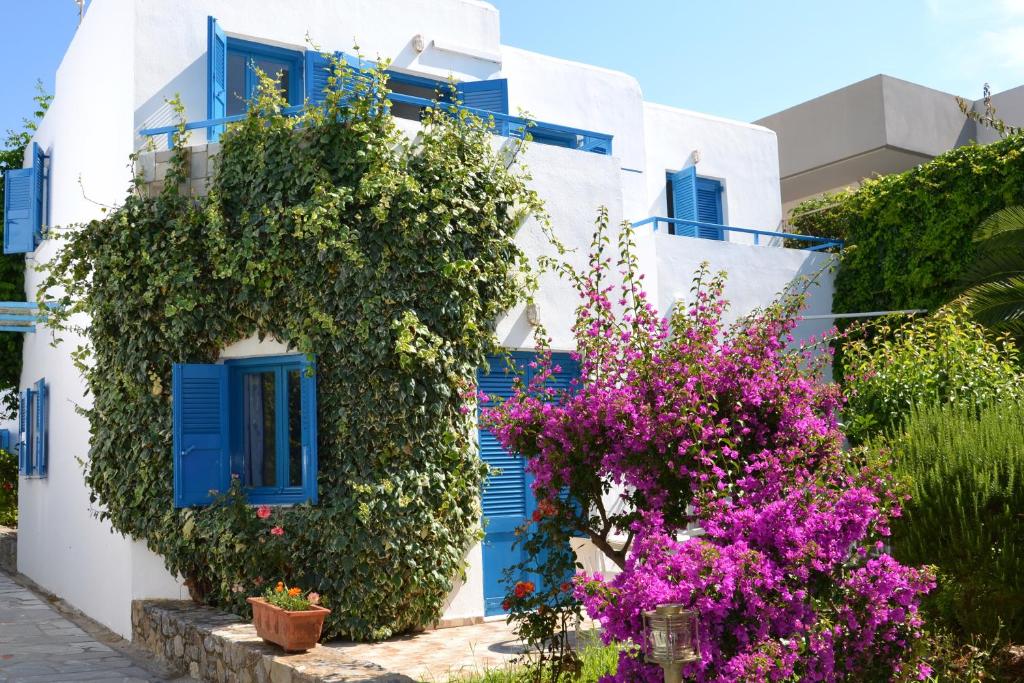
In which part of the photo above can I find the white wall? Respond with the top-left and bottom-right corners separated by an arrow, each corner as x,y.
18,0 -> 188,640
642,103 -> 783,243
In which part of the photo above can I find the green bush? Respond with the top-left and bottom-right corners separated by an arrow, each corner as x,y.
877,400 -> 1024,642
789,134 -> 1024,316
842,303 -> 1023,442
0,448 -> 16,527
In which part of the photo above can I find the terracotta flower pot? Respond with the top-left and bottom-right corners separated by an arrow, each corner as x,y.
247,597 -> 331,652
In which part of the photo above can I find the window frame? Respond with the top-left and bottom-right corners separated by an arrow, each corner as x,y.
225,354 -> 316,505
226,38 -> 304,114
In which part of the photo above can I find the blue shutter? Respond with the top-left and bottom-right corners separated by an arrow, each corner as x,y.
207,16 -> 228,142
457,79 -> 509,134
4,168 -> 37,254
305,51 -> 334,106
34,379 -> 47,478
299,361 -> 318,504
478,353 -> 531,615
668,166 -> 698,237
17,388 -> 32,476
172,363 -> 230,507
31,143 -> 45,244
306,51 -> 379,107
695,177 -> 724,241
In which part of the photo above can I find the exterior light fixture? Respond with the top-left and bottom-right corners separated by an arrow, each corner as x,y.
412,33 -> 426,53
526,302 -> 540,326
643,603 -> 699,683
691,149 -> 701,165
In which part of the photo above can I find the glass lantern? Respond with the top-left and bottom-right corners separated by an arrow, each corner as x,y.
643,603 -> 699,683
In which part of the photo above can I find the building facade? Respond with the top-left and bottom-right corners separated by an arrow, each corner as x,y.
757,74 -> 1024,216
10,0 -> 836,639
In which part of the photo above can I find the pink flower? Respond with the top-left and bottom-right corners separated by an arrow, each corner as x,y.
256,505 -> 272,519
270,526 -> 284,536
307,592 -> 321,605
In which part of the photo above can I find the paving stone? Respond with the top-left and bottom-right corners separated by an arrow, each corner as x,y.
0,573 -> 176,682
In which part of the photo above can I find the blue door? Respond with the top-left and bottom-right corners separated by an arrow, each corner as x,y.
478,351 -> 578,616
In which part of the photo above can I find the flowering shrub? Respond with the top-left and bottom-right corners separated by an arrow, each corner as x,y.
842,303 -> 1023,443
483,216 -> 934,681
263,581 -> 322,611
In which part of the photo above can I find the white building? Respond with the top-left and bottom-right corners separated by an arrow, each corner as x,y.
8,0 -> 836,640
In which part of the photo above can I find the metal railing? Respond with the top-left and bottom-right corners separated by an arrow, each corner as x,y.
0,301 -> 56,334
139,93 -> 614,156
632,216 -> 843,251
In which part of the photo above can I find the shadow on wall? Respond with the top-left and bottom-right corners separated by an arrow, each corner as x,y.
134,56 -> 207,150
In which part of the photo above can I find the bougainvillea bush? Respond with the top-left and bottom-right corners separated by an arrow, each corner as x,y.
483,218 -> 935,681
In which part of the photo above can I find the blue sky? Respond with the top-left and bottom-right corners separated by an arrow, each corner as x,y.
3,1 -> 1024,137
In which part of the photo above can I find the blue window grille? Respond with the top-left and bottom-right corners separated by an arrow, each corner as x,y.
172,355 -> 317,507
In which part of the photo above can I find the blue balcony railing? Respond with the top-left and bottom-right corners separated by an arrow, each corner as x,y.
633,216 -> 843,252
139,93 -> 613,156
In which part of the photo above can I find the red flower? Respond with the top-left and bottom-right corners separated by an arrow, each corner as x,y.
1,482 -> 11,491
531,509 -> 543,522
513,581 -> 535,598
270,526 -> 284,536
560,582 -> 572,593
256,505 -> 272,519
501,600 -> 511,611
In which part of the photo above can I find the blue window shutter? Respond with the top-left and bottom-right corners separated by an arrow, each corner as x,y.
34,379 -> 47,478
668,166 -> 698,237
305,51 -> 334,106
31,143 -> 45,245
457,79 -> 509,114
172,363 -> 230,507
207,16 -> 228,142
457,79 -> 509,134
4,168 -> 37,254
18,388 -> 33,476
695,177 -> 724,240
300,361 -> 318,504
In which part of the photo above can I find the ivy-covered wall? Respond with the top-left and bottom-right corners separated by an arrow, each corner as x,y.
789,134 -> 1024,314
41,67 -> 543,640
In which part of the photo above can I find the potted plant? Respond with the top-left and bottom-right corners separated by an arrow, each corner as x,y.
247,582 -> 330,652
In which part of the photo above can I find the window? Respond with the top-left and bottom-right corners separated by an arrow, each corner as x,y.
666,167 -> 725,240
172,355 -> 317,507
226,39 -> 303,116
17,378 -> 48,478
387,71 -> 450,121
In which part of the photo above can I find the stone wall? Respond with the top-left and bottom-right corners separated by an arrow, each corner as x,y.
131,600 -> 411,683
139,143 -> 219,198
0,526 -> 16,574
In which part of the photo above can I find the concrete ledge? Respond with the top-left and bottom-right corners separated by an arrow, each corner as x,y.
132,600 -> 413,683
0,526 -> 16,574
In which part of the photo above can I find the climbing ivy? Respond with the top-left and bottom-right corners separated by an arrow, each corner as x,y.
40,60 -> 545,640
789,133 -> 1024,316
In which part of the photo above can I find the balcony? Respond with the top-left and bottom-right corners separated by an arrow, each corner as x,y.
633,217 -> 843,251
139,93 -> 613,156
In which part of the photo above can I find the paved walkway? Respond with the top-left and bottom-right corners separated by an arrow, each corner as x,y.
0,573 -> 180,683
325,619 -> 525,681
